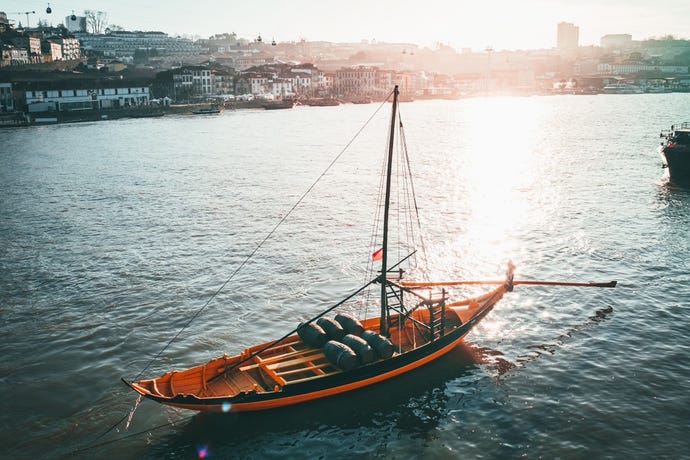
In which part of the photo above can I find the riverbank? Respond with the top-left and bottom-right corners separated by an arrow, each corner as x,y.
0,100 -> 276,127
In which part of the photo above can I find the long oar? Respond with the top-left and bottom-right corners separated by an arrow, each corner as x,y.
401,279 -> 617,288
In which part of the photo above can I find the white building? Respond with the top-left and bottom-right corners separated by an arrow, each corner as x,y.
270,78 -> 293,97
247,74 -> 270,95
45,35 -> 81,60
23,84 -> 150,112
289,69 -> 312,95
335,66 -> 378,96
172,67 -> 213,100
75,31 -> 196,59
597,63 -> 688,75
65,15 -> 86,33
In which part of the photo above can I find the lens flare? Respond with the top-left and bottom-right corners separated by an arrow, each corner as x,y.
222,401 -> 232,412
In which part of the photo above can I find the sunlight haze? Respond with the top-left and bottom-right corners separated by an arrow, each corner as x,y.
3,0 -> 689,50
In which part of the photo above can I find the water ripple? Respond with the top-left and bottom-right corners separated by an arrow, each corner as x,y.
2,95 -> 690,458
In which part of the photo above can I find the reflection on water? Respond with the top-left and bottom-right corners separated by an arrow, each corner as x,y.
517,305 -> 614,368
461,99 -> 543,269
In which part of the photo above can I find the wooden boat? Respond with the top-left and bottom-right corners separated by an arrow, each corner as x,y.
262,100 -> 295,110
124,86 -> 615,413
124,278 -> 512,412
659,122 -> 690,182
305,98 -> 340,107
130,111 -> 165,118
192,107 -> 223,115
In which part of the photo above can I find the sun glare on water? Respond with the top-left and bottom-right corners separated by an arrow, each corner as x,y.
440,98 -> 547,277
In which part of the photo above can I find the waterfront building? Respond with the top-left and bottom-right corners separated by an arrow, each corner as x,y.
322,72 -> 335,94
244,72 -> 271,95
289,68 -> 314,96
269,77 -> 293,98
287,64 -> 331,96
15,79 -> 151,113
231,67 -> 300,99
153,65 -> 235,101
211,68 -> 235,95
170,66 -> 212,100
597,63 -> 689,75
335,66 -> 379,96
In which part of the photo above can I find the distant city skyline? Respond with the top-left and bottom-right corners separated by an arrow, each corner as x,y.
3,0 -> 690,51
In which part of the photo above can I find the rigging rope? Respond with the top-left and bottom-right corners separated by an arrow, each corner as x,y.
363,107 -> 428,296
398,113 -> 429,271
363,100 -> 395,311
72,414 -> 195,454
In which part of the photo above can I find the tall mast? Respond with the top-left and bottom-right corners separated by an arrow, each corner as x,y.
380,85 -> 399,336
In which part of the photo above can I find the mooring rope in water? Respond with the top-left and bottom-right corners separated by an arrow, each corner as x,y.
90,393 -> 143,445
72,413 -> 195,455
125,395 -> 142,430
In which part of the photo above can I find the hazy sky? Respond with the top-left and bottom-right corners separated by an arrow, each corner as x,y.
3,0 -> 689,50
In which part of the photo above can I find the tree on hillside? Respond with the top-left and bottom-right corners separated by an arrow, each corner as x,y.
85,10 -> 108,34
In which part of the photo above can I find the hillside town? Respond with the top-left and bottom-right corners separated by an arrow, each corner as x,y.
1,9 -> 690,125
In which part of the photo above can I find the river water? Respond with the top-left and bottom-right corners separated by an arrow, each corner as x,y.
2,93 -> 690,459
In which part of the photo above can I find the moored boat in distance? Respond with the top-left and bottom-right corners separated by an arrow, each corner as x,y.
602,83 -> 643,94
123,86 -> 616,414
130,110 -> 165,118
192,107 -> 223,115
659,122 -> 690,182
304,98 -> 340,107
0,112 -> 30,127
262,99 -> 295,110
